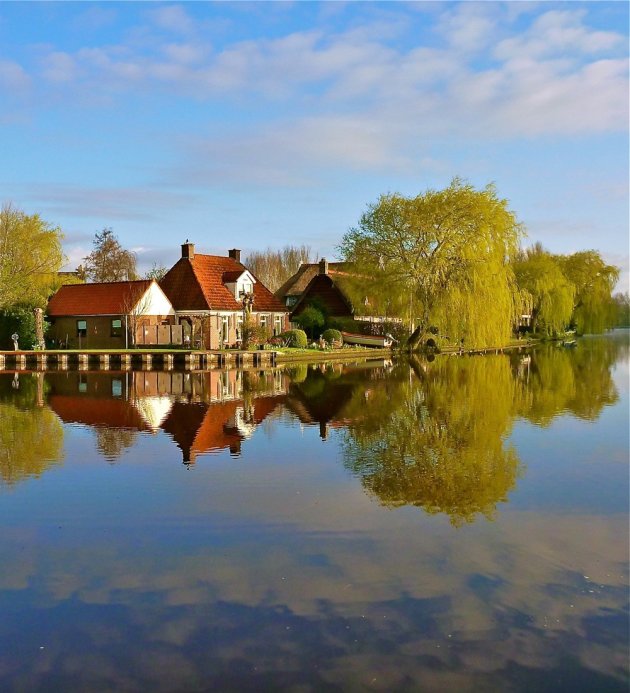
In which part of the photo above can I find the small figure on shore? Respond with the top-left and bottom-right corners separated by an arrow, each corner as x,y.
11,333 -> 19,351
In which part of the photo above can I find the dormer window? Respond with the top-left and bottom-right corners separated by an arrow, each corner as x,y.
224,269 -> 256,299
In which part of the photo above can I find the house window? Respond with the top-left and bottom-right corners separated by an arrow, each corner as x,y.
236,315 -> 243,343
274,315 -> 284,335
111,318 -> 123,337
286,296 -> 297,307
221,316 -> 229,344
260,315 -> 268,329
77,320 -> 87,337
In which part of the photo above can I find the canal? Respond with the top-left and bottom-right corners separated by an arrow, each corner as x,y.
0,332 -> 628,691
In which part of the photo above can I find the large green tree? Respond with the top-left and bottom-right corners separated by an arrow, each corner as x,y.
513,244 -> 575,335
558,251 -> 619,334
78,228 -> 137,282
339,179 -> 522,349
0,203 -> 65,309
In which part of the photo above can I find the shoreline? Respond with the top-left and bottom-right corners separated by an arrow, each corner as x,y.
0,338 -> 542,370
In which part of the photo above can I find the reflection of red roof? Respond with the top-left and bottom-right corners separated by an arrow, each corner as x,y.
162,395 -> 285,462
49,395 -> 151,430
47,280 -> 153,316
160,255 -> 287,312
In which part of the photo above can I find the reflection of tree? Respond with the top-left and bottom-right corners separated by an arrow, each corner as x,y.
340,356 -> 521,526
514,337 -> 623,425
0,403 -> 64,485
94,427 -> 138,462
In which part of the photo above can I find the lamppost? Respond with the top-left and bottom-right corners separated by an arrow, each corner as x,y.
241,292 -> 254,349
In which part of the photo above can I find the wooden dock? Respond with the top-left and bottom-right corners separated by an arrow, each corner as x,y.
0,349 -> 277,371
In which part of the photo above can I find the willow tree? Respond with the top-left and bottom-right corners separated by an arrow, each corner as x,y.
558,251 -> 619,334
0,203 -> 65,309
513,244 -> 575,335
339,179 -> 522,349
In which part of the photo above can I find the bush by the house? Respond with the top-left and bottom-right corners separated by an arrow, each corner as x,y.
321,328 -> 342,346
294,306 -> 325,338
278,329 -> 308,348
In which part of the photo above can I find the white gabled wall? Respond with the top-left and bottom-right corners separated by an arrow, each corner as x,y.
134,281 -> 175,316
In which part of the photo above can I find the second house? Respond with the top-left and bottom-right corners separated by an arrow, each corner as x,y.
160,242 -> 289,349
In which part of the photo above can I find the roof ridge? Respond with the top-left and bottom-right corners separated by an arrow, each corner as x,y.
61,279 -> 152,288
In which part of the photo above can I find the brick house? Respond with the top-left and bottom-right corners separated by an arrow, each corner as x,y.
47,280 -> 175,349
159,243 -> 289,349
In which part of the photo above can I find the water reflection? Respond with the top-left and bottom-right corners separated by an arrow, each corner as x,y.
0,334 -> 626,513
45,369 -> 288,463
0,372 -> 64,484
0,334 -> 627,691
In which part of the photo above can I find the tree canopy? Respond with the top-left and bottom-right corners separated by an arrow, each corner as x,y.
78,228 -> 137,283
144,262 -> 168,281
339,179 -> 523,349
0,203 -> 65,310
558,251 -> 619,334
245,245 -> 312,292
513,244 -> 575,335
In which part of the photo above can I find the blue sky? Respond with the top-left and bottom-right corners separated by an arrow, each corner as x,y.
1,2 -> 628,288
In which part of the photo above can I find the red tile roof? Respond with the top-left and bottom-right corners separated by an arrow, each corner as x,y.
160,254 -> 287,313
47,280 -> 154,317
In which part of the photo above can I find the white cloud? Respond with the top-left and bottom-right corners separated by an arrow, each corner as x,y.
495,9 -> 624,61
24,5 -> 625,144
0,59 -> 30,90
148,4 -> 195,35
41,51 -> 79,83
437,3 -> 499,54
9,184 -> 196,221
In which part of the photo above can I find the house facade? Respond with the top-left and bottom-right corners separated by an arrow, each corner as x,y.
159,243 -> 289,349
47,280 -> 175,349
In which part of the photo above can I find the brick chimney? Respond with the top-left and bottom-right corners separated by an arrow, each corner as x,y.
318,257 -> 329,275
181,241 -> 195,260
228,248 -> 241,263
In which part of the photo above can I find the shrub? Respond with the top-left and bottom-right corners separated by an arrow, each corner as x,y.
321,328 -> 342,345
279,329 -> 308,348
294,306 -> 325,338
0,305 -> 46,350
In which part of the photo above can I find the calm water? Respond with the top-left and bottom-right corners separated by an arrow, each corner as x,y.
0,333 -> 628,692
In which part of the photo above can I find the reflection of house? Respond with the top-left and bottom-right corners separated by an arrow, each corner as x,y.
45,370 -> 288,463
47,280 -> 175,349
160,243 -> 289,349
162,395 -> 285,463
